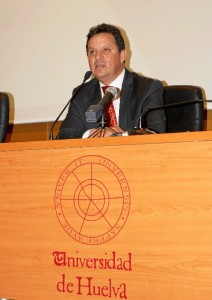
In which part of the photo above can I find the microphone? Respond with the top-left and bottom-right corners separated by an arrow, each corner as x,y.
85,86 -> 118,123
48,71 -> 92,140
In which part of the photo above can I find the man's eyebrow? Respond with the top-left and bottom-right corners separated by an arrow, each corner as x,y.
88,44 -> 113,49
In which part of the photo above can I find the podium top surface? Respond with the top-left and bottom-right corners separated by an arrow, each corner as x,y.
1,131 -> 212,152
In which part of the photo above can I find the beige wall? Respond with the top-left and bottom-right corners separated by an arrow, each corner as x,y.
1,0 -> 212,125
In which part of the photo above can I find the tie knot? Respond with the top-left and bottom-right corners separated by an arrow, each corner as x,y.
102,86 -> 112,94
101,86 -> 118,127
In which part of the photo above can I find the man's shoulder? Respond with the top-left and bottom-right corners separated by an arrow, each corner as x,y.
124,69 -> 162,89
85,76 -> 98,86
74,76 -> 98,92
124,69 -> 163,94
128,69 -> 161,85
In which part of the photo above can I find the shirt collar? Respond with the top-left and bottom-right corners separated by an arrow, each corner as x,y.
99,69 -> 125,93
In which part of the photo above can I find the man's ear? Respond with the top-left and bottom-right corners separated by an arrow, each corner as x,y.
120,49 -> 127,63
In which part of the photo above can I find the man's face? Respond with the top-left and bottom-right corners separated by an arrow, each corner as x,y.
87,33 -> 126,85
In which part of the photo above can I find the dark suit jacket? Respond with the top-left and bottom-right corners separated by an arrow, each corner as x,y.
57,68 -> 166,139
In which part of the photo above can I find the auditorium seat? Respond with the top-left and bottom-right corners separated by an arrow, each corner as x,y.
0,92 -> 10,142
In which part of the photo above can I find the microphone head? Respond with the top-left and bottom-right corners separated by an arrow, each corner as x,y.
105,86 -> 118,98
84,71 -> 92,82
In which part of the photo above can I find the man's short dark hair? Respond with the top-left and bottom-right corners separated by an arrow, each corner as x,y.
86,23 -> 125,53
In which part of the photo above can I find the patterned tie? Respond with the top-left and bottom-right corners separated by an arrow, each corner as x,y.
102,86 -> 118,127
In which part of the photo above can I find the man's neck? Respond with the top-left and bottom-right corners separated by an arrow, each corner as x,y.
99,68 -> 125,88
99,67 -> 125,86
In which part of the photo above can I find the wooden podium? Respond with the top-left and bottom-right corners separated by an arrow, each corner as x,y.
1,132 -> 212,300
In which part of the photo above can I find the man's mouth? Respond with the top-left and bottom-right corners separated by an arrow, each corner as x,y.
95,62 -> 106,69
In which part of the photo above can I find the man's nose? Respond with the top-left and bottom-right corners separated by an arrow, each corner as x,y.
95,49 -> 104,59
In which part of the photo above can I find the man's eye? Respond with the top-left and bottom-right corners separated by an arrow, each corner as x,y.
88,50 -> 95,56
103,48 -> 110,53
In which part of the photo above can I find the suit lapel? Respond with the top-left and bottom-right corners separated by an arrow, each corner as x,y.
119,69 -> 134,130
87,79 -> 101,105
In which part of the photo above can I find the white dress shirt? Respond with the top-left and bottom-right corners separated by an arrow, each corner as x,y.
99,68 -> 125,124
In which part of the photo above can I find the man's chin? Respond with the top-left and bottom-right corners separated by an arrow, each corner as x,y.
93,72 -> 107,81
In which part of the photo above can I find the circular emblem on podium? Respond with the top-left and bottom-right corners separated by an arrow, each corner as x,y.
54,155 -> 131,245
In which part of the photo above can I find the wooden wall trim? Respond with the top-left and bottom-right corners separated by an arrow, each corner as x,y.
6,121 -> 62,142
4,110 -> 212,143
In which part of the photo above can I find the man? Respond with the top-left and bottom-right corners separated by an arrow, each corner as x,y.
57,23 -> 166,139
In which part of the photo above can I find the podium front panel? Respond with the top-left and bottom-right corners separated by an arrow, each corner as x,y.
0,133 -> 212,299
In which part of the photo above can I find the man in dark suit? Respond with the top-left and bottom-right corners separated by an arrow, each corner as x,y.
57,23 -> 166,139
